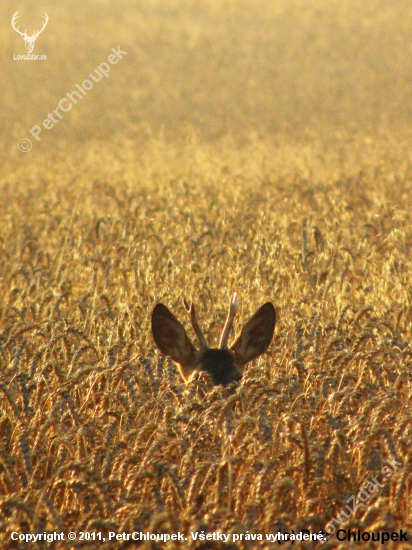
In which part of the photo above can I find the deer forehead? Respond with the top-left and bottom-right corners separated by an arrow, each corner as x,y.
197,347 -> 237,368
195,347 -> 242,385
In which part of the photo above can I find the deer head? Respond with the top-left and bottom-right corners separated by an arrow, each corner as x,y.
151,293 -> 276,385
12,11 -> 49,54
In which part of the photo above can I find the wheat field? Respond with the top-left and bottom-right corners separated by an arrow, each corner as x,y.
1,0 -> 412,548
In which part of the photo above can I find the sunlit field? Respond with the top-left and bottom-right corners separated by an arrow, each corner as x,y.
1,0 -> 412,548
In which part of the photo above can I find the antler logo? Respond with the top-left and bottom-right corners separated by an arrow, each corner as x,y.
11,11 -> 49,54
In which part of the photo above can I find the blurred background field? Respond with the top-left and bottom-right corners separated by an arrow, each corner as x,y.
0,0 -> 412,548
2,0 -> 412,144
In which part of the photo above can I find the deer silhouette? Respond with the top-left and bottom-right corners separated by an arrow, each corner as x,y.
12,11 -> 49,54
152,293 -> 276,385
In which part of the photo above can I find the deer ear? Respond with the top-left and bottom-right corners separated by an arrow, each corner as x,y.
151,304 -> 197,378
231,302 -> 276,367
